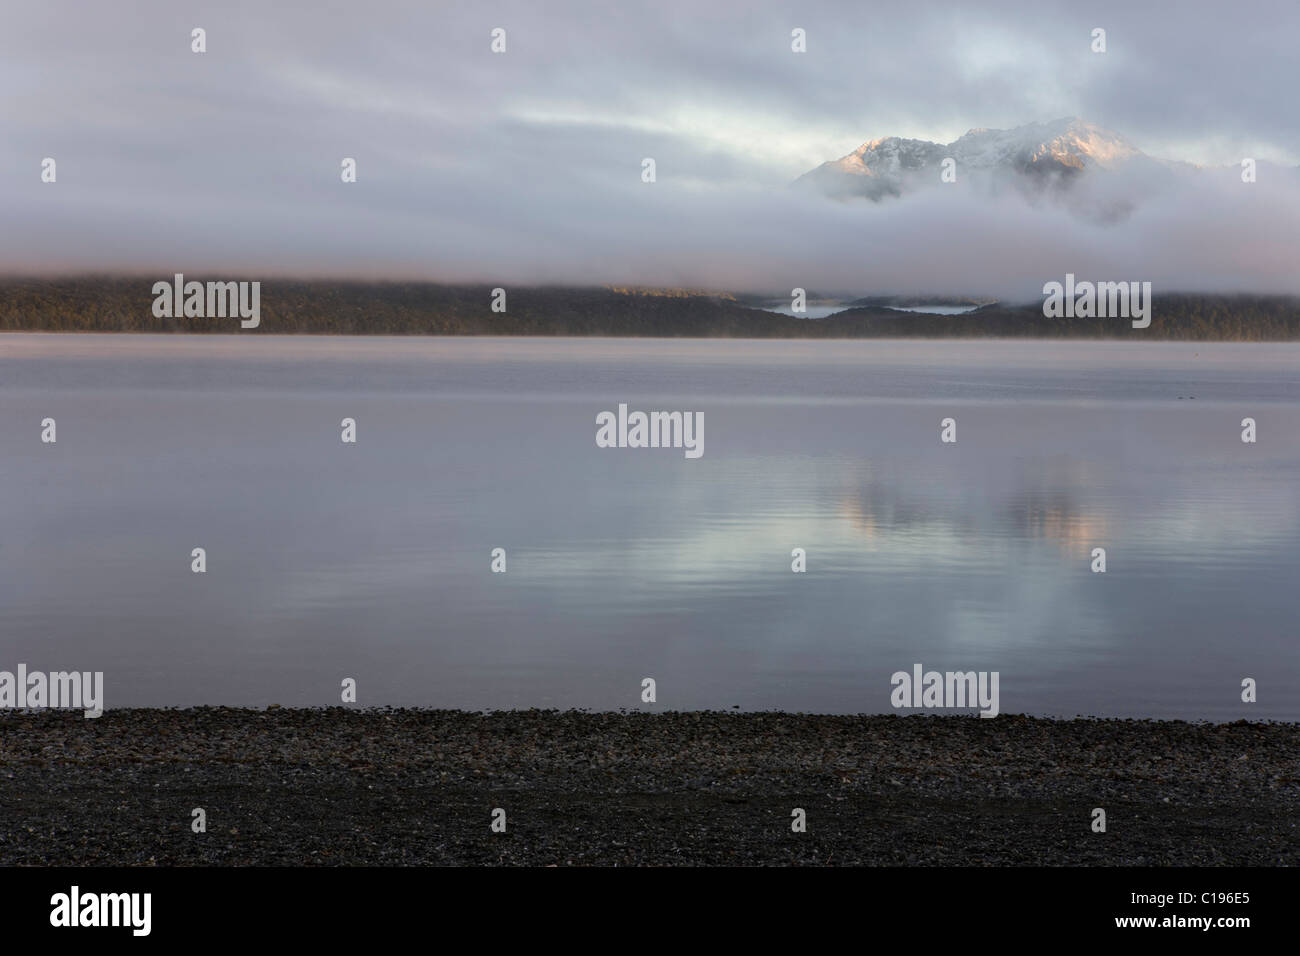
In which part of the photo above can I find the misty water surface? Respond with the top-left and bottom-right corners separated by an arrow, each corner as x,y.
1,335 -> 1296,718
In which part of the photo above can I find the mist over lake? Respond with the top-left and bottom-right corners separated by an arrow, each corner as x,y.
2,334 -> 1297,719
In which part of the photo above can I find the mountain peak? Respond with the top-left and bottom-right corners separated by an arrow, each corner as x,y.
948,118 -> 1139,168
797,119 -> 1147,203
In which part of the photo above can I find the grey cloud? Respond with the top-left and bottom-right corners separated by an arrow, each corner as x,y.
1,0 -> 1297,295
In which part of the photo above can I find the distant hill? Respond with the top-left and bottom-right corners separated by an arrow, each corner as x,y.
2,278 -> 1299,340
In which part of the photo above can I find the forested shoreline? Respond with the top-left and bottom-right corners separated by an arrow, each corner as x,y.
3,278 -> 1298,339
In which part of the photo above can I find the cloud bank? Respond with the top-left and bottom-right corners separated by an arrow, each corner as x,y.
1,0 -> 1297,298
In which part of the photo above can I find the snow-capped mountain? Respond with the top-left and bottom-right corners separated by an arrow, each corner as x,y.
795,118 -> 1168,217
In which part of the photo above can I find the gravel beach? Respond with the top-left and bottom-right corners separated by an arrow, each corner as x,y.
1,708 -> 1296,866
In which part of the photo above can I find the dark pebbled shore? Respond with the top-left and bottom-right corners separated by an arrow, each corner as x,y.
1,708 -> 1297,866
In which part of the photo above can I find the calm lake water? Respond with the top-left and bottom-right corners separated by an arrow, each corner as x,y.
758,305 -> 980,318
2,334 -> 1298,719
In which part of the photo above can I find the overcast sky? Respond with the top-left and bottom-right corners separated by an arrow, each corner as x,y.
2,0 -> 1297,297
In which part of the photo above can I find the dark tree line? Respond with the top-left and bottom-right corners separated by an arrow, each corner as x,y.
2,278 -> 1298,340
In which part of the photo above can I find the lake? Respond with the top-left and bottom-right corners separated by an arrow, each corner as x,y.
2,334 -> 1297,719
757,305 -> 980,318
